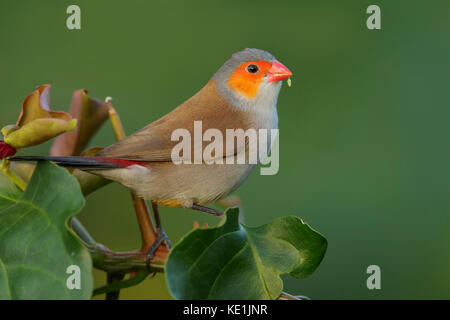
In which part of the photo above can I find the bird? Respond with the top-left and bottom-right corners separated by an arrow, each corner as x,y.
10,48 -> 292,257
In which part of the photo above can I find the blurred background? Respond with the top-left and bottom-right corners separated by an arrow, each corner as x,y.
1,0 -> 449,299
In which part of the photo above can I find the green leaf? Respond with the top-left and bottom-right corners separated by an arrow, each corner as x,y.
0,161 -> 93,299
165,208 -> 327,300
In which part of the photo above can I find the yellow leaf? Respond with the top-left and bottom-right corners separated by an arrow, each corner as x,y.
5,118 -> 77,149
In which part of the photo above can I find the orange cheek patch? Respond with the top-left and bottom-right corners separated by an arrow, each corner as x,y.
228,72 -> 261,98
227,61 -> 271,98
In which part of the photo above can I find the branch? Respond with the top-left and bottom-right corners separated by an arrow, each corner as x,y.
94,271 -> 148,297
277,292 -> 309,300
71,217 -> 166,274
105,273 -> 125,300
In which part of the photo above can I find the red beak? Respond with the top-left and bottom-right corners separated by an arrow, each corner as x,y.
267,60 -> 293,82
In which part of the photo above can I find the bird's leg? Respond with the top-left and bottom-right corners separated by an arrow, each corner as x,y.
131,196 -> 158,251
146,202 -> 171,267
191,204 -> 223,217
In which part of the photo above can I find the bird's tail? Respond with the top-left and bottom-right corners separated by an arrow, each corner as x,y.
8,156 -> 139,170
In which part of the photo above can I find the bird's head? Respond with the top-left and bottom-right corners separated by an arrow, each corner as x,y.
213,48 -> 292,111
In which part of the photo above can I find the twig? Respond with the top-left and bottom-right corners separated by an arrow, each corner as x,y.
277,292 -> 309,300
89,243 -> 166,274
71,215 -> 166,273
70,217 -> 96,246
71,216 -> 165,279
93,271 -> 148,296
106,272 -> 125,300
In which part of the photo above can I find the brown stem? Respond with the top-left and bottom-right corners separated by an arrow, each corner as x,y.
93,271 -> 148,296
106,273 -> 125,300
277,292 -> 309,300
71,218 -> 166,274
89,244 -> 166,274
106,102 -> 126,141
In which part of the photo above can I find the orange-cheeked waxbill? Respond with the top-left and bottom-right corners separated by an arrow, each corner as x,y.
11,48 -> 293,217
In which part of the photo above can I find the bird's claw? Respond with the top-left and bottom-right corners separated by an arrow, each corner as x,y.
145,228 -> 171,269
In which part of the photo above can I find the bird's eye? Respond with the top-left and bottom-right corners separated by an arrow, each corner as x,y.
246,64 -> 259,74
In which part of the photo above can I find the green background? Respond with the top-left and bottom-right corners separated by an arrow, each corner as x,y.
1,1 -> 449,299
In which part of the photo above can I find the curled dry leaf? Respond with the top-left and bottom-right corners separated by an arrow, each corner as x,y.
16,85 -> 72,126
50,89 -> 109,156
1,85 -> 76,150
48,88 -> 110,197
4,118 -> 76,149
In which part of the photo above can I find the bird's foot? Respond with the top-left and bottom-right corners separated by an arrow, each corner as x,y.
145,228 -> 171,268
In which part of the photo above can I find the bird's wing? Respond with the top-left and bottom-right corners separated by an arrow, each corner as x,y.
98,81 -> 251,162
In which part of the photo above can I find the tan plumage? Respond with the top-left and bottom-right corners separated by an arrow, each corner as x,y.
97,79 -> 271,208
98,80 -> 252,162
